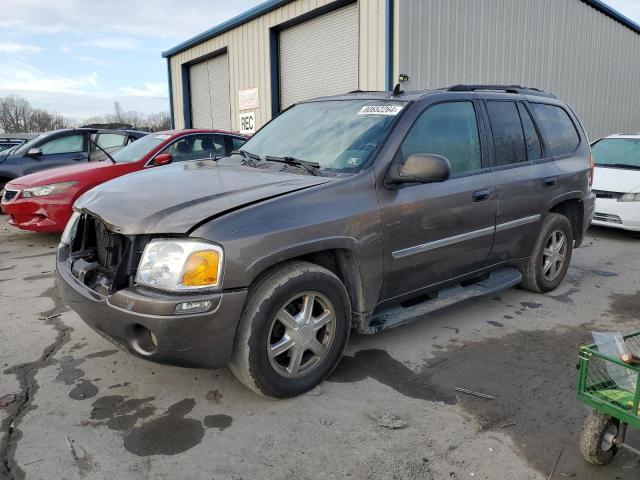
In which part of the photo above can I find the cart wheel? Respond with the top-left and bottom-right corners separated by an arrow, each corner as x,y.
579,411 -> 620,465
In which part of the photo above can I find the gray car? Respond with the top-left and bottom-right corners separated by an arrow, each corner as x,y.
56,85 -> 595,397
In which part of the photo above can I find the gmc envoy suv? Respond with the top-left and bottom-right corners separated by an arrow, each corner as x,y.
57,85 -> 595,397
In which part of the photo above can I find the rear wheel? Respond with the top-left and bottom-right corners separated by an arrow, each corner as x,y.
520,213 -> 573,293
579,411 -> 619,465
230,261 -> 351,398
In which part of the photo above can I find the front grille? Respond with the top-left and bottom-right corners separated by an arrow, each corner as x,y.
592,190 -> 623,200
68,214 -> 147,294
594,212 -> 622,224
94,219 -> 124,269
2,189 -> 19,202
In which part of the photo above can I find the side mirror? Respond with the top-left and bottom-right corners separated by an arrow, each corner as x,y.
387,154 -> 451,184
27,147 -> 42,158
152,153 -> 172,166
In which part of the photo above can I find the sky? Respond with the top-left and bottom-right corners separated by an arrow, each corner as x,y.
0,0 -> 639,121
0,0 -> 261,120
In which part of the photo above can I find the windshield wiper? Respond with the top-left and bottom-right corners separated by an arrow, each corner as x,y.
89,138 -> 116,164
596,163 -> 640,170
264,155 -> 320,176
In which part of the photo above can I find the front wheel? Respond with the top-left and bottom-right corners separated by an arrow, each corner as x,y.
230,261 -> 351,398
579,411 -> 619,465
520,213 -> 573,293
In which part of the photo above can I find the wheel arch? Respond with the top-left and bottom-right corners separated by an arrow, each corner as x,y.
245,243 -> 368,330
548,193 -> 585,246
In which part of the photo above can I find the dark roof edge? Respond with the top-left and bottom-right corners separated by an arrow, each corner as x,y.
162,0 -> 292,58
582,0 -> 640,35
162,0 -> 640,59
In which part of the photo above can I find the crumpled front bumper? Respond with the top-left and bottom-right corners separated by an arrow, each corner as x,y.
56,244 -> 247,369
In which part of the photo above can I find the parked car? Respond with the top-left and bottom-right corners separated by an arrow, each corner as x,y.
0,133 -> 39,153
1,129 -> 246,233
57,85 -> 594,397
590,134 -> 640,232
0,128 -> 147,191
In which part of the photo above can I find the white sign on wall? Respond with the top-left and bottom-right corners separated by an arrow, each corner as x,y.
239,111 -> 256,135
239,87 -> 259,111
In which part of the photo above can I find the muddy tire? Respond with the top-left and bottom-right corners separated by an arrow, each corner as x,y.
579,411 -> 619,465
520,213 -> 573,293
230,261 -> 351,398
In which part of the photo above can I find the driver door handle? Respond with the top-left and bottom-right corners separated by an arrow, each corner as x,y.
472,189 -> 491,202
543,176 -> 558,187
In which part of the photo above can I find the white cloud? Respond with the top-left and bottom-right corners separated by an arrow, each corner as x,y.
119,82 -> 167,97
0,0 -> 262,41
0,60 -> 98,93
83,36 -> 140,50
0,42 -> 43,55
605,0 -> 640,23
0,88 -> 169,119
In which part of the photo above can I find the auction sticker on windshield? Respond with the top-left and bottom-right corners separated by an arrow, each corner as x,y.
358,105 -> 404,116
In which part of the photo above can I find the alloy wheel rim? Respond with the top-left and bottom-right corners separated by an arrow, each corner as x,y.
542,229 -> 567,281
267,291 -> 336,378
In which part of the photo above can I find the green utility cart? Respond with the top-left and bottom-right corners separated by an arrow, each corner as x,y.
577,331 -> 640,464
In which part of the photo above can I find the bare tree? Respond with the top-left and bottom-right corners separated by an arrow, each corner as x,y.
0,95 -> 169,133
0,96 -> 32,132
0,96 -> 70,133
146,111 -> 171,132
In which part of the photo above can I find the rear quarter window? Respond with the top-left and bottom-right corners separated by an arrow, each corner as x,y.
530,103 -> 580,157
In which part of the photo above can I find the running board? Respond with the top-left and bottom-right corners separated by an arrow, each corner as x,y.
360,267 -> 523,334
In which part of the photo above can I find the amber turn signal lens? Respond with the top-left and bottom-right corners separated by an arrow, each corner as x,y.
181,250 -> 220,287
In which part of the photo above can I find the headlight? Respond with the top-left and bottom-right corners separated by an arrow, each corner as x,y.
619,193 -> 640,202
60,211 -> 81,245
135,240 -> 223,291
22,181 -> 76,198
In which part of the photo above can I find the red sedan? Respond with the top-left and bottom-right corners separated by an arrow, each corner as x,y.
1,129 -> 246,233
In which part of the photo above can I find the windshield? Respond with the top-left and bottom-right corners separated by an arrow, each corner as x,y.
111,133 -> 169,163
12,133 -> 48,155
239,99 -> 406,173
592,138 -> 640,168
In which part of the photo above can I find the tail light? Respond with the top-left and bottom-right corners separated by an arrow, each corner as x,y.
588,154 -> 594,188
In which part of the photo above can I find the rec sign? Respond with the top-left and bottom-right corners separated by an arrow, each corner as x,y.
239,111 -> 256,135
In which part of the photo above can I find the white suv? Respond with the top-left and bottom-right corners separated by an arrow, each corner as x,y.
591,134 -> 640,232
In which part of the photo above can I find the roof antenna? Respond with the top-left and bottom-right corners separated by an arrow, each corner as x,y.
392,83 -> 403,96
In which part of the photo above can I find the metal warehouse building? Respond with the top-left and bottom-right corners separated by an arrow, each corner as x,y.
163,0 -> 640,139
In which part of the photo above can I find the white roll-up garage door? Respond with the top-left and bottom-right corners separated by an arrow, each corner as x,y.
189,53 -> 231,130
279,3 -> 359,110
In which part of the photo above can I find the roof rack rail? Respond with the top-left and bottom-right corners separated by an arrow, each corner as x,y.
446,84 -> 556,98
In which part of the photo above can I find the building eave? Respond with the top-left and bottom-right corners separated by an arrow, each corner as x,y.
161,0 -> 294,58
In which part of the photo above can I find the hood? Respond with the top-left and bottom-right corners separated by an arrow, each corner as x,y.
75,160 -> 334,235
593,166 -> 640,193
8,161 -> 123,188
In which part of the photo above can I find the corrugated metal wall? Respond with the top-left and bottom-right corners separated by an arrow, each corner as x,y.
169,0 -> 387,131
397,0 -> 640,139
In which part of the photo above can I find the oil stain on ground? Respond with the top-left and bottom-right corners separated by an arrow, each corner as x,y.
608,291 -> 640,320
88,395 -> 156,431
332,325 -> 639,479
330,349 -> 455,404
204,414 -> 233,430
123,399 -> 205,456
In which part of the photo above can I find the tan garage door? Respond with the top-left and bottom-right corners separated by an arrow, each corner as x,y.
189,53 -> 231,130
279,3 -> 359,110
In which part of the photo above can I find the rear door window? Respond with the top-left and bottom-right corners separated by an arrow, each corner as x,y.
160,134 -> 226,162
517,103 -> 542,161
399,101 -> 482,175
40,134 -> 85,155
530,103 -> 580,156
486,101 -> 527,166
95,133 -> 127,149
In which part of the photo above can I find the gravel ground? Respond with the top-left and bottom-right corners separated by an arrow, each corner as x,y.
1,224 -> 639,480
